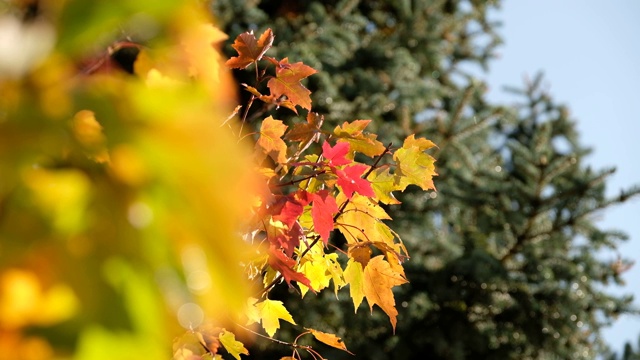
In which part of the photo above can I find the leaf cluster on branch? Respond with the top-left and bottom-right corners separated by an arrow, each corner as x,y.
172,28 -> 437,360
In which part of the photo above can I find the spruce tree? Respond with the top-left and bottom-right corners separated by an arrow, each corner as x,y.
212,1 -> 640,358
608,334 -> 640,360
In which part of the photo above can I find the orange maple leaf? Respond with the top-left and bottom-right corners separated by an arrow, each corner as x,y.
267,58 -> 317,111
363,255 -> 408,332
226,28 -> 274,69
255,116 -> 288,164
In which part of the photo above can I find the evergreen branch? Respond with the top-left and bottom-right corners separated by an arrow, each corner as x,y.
448,84 -> 475,132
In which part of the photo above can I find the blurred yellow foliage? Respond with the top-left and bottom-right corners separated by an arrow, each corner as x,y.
0,269 -> 78,329
0,0 -> 259,358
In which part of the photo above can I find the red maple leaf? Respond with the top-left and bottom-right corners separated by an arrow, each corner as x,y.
226,28 -> 274,69
322,141 -> 351,167
268,245 -> 314,291
272,191 -> 310,227
270,222 -> 304,257
336,164 -> 375,200
268,191 -> 311,256
311,190 -> 339,244
267,58 -> 317,111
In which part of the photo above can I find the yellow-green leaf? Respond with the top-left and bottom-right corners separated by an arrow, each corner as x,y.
368,167 -> 402,205
393,142 -> 437,192
343,259 -> 364,312
219,330 -> 248,360
332,120 -> 386,157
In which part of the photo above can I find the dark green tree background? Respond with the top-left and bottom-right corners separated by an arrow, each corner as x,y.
212,1 -> 640,358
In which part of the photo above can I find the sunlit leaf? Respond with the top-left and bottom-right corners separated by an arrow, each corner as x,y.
219,330 -> 249,360
255,299 -> 296,337
255,116 -> 289,164
306,328 -> 353,355
311,190 -> 339,243
267,58 -> 317,111
363,256 -> 408,332
343,259 -> 365,312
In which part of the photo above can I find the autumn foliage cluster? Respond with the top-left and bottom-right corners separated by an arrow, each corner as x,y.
172,27 -> 437,359
0,1 -> 435,359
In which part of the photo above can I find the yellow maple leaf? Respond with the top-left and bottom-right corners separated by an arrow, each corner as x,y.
219,330 -> 249,360
298,261 -> 331,297
393,136 -> 438,192
255,299 -> 296,337
363,256 -> 408,332
336,194 -> 393,245
305,328 -> 353,355
343,259 -> 365,312
255,116 -> 288,165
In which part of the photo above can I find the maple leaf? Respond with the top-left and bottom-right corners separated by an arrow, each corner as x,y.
321,141 -> 351,167
348,244 -> 372,267
336,194 -> 393,245
333,120 -> 386,157
267,219 -> 303,257
363,256 -> 408,332
368,167 -> 402,205
336,164 -> 375,200
324,253 -> 346,296
298,260 -> 331,297
403,133 -> 437,151
267,57 -> 317,111
311,190 -> 339,243
254,299 -> 296,337
255,116 -> 288,165
393,135 -> 438,191
226,28 -> 274,69
242,84 -> 298,114
306,328 -> 353,355
271,191 -> 310,228
219,330 -> 249,360
371,241 -> 408,275
285,112 -> 324,148
343,259 -> 365,312
268,245 -> 313,290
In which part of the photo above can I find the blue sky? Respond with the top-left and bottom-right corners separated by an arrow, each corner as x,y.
481,1 -> 640,352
